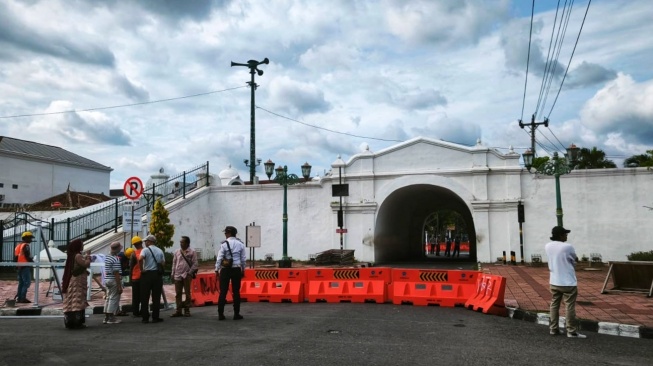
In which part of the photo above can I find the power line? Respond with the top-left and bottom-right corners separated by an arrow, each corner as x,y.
0,86 -> 248,119
546,0 -> 592,118
520,0 -> 536,123
545,126 -> 568,151
534,0 -> 563,117
540,0 -> 575,116
256,106 -> 403,142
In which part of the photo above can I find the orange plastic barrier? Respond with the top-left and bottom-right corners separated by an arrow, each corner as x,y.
241,269 -> 307,303
191,272 -> 232,307
307,268 -> 391,303
464,274 -> 508,316
389,269 -> 479,306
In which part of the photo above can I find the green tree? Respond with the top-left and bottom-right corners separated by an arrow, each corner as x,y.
576,147 -> 616,169
149,198 -> 175,250
531,156 -> 550,171
623,150 -> 653,168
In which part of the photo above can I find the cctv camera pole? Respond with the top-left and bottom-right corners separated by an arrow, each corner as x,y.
231,58 -> 269,183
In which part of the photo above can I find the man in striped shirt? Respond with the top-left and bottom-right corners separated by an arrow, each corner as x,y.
103,242 -> 123,324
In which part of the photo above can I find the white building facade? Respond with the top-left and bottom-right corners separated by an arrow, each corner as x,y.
161,137 -> 652,264
0,137 -> 112,206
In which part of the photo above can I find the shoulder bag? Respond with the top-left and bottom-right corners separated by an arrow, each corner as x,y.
180,250 -> 197,278
148,247 -> 165,275
220,241 -> 233,269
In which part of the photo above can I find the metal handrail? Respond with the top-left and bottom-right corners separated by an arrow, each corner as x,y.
1,162 -> 209,260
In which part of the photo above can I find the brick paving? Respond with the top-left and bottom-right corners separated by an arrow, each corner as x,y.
486,263 -> 653,328
2,263 -> 652,329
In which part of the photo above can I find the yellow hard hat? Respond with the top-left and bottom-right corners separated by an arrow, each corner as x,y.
22,231 -> 34,238
124,248 -> 135,258
131,235 -> 142,245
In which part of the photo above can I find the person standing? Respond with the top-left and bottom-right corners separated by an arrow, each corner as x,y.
14,231 -> 34,303
103,242 -> 123,324
215,226 -> 246,321
444,237 -> 452,257
453,236 -> 461,258
170,236 -> 199,317
129,236 -> 144,317
139,234 -> 165,324
429,237 -> 436,255
61,239 -> 92,329
545,226 -> 586,338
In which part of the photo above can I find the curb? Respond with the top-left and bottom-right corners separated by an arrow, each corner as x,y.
1,303 -> 176,317
508,307 -> 653,339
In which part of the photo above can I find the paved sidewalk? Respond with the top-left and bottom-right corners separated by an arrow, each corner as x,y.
2,264 -> 652,338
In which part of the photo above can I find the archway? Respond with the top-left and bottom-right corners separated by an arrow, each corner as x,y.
374,184 -> 476,264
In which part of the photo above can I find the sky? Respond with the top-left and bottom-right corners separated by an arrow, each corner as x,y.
1,0 -> 652,189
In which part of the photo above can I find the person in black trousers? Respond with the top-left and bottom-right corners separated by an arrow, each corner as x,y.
453,236 -> 461,258
129,236 -> 144,317
215,226 -> 247,320
139,234 -> 165,323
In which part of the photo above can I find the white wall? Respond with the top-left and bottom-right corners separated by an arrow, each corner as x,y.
0,154 -> 110,204
126,138 -> 653,264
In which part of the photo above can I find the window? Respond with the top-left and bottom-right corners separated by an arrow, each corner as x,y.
0,183 -> 3,188
12,184 -> 18,189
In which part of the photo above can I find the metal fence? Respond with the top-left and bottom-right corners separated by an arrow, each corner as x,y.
1,162 -> 209,262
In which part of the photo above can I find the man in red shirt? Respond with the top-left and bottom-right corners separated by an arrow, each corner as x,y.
15,231 -> 34,303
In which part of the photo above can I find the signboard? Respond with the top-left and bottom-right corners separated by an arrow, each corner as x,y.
123,199 -> 140,206
123,176 -> 144,200
123,209 -> 143,232
246,225 -> 261,248
332,184 -> 349,197
336,228 -> 348,234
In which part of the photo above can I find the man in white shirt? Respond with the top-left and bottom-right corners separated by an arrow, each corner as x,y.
215,226 -> 246,320
545,226 -> 586,338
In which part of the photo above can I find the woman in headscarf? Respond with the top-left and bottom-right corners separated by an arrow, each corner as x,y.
61,239 -> 92,329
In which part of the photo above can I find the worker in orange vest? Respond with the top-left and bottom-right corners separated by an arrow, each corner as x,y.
15,231 -> 35,303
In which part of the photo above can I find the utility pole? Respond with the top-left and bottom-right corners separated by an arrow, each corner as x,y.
231,58 -> 269,183
519,114 -> 548,157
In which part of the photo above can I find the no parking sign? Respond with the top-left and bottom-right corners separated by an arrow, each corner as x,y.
123,177 -> 144,200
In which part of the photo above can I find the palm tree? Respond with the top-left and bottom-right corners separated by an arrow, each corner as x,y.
623,150 -> 653,168
575,147 -> 616,169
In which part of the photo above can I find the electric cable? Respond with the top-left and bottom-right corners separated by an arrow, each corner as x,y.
256,106 -> 403,142
546,0 -> 592,118
0,86 -> 248,119
520,0 -> 536,123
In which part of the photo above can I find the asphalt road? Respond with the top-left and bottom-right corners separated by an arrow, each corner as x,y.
1,303 -> 651,366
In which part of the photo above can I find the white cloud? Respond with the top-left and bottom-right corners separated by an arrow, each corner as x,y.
0,0 -> 652,188
580,73 -> 653,144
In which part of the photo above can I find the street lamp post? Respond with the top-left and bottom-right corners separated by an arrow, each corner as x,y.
264,160 -> 311,268
523,144 -> 579,227
331,156 -> 346,251
231,57 -> 269,183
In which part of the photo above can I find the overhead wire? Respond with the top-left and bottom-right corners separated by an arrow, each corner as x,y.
256,106 -> 403,143
0,86 -> 249,119
520,0 -> 536,123
546,126 -> 568,151
546,0 -> 592,118
534,0 -> 563,117
540,0 -> 575,116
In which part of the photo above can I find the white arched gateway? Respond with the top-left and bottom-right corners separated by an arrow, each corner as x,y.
160,137 -> 652,264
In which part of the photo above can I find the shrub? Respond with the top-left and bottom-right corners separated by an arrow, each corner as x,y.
626,250 -> 653,261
